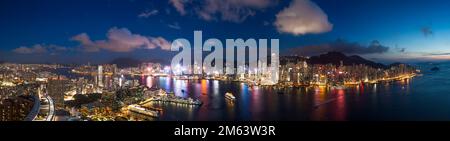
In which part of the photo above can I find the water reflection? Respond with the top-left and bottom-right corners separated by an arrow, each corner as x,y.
335,89 -> 346,120
146,76 -> 152,88
134,71 -> 441,121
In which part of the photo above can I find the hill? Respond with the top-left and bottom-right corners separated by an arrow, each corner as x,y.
307,52 -> 387,69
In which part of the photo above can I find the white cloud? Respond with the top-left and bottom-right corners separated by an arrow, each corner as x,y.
170,0 -> 187,15
71,27 -> 172,52
274,0 -> 333,35
138,10 -> 159,18
150,37 -> 172,51
71,33 -> 99,52
170,0 -> 275,23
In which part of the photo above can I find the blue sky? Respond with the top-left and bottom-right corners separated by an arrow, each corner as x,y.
1,0 -> 450,64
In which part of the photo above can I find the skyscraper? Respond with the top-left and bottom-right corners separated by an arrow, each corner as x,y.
98,65 -> 103,88
47,79 -> 68,109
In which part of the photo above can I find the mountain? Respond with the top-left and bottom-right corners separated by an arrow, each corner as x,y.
307,52 -> 387,69
109,58 -> 142,68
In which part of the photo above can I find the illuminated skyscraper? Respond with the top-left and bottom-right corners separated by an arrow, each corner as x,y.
98,65 -> 103,88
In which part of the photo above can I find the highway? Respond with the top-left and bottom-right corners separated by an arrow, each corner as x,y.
45,94 -> 55,121
31,93 -> 55,121
24,95 -> 41,121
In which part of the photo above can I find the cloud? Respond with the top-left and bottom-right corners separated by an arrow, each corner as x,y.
149,37 -> 172,51
71,27 -> 172,52
13,44 -> 68,54
287,39 -> 390,56
168,22 -> 181,29
274,0 -> 333,35
13,45 -> 47,54
71,33 -> 92,45
138,10 -> 159,18
394,45 -> 406,53
14,27 -> 172,54
170,0 -> 275,23
421,26 -> 433,37
427,52 -> 450,56
170,0 -> 187,15
70,33 -> 99,52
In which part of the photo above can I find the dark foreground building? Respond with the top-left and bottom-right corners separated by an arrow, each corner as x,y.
0,95 -> 34,121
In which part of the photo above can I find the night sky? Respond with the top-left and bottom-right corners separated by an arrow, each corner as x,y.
1,0 -> 450,64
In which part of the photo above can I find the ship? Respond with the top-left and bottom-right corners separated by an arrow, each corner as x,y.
128,105 -> 159,118
225,92 -> 236,101
431,66 -> 440,71
149,94 -> 202,105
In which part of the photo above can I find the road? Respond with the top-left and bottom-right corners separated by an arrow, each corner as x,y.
24,95 -> 41,121
45,94 -> 55,121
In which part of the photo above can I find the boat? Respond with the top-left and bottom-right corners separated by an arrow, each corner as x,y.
183,97 -> 203,105
148,91 -> 202,105
330,83 -> 346,89
128,105 -> 159,117
431,66 -> 440,71
225,92 -> 236,100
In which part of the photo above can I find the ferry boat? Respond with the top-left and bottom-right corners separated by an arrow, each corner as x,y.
225,92 -> 236,101
128,105 -> 159,117
149,94 -> 202,105
185,97 -> 203,105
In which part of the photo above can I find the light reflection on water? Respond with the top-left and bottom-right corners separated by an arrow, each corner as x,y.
134,63 -> 450,121
54,63 -> 450,121
139,76 -> 368,121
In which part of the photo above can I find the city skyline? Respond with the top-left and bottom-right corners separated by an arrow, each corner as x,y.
1,1 -> 450,139
0,53 -> 418,121
1,0 -> 450,64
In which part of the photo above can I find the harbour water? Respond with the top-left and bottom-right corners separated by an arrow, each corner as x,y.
139,63 -> 450,121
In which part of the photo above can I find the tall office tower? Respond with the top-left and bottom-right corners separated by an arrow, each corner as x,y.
98,65 -> 103,87
119,75 -> 124,87
48,79 -> 68,109
112,64 -> 118,74
76,77 -> 85,94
